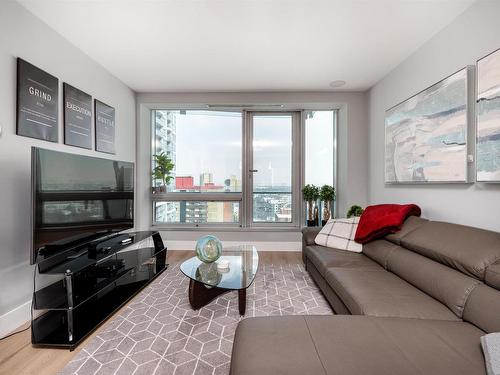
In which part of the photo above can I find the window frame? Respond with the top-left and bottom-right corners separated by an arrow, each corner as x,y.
244,111 -> 301,228
150,108 -> 338,230
151,109 -> 244,228
301,110 -> 339,221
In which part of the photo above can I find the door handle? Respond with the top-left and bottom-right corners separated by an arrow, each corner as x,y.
249,169 -> 258,173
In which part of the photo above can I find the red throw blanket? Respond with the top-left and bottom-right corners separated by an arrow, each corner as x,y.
354,204 -> 421,244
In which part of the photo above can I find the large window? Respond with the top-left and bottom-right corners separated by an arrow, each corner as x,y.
250,114 -> 293,223
305,111 -> 336,186
153,110 -> 242,193
152,109 -> 337,227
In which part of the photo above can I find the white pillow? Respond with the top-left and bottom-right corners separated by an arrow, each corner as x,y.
314,217 -> 362,253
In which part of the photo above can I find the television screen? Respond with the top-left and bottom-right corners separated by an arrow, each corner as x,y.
31,147 -> 134,264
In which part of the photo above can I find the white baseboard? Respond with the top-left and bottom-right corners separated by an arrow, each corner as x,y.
0,300 -> 31,338
165,240 -> 301,252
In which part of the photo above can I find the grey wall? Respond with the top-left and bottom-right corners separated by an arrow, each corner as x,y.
136,92 -> 369,248
368,0 -> 500,232
0,2 -> 136,334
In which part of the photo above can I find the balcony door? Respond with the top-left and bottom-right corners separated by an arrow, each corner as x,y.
245,112 -> 300,226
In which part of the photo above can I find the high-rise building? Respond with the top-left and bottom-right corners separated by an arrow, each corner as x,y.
181,201 -> 208,223
154,111 -> 177,223
154,111 -> 176,174
175,176 -> 194,190
230,174 -> 241,192
199,172 -> 213,186
207,202 -> 223,223
223,202 -> 238,222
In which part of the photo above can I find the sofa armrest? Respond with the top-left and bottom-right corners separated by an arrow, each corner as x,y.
301,227 -> 321,266
302,227 -> 321,246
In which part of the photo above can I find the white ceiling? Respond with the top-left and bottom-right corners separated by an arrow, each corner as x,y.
18,0 -> 475,92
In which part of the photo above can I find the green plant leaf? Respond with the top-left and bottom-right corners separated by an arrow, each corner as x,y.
319,185 -> 336,202
302,184 -> 320,201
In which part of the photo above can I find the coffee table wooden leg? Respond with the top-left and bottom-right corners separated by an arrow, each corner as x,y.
238,288 -> 246,315
188,279 -> 229,310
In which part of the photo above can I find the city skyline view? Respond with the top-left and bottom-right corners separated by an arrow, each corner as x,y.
153,109 -> 335,224
174,111 -> 243,190
156,110 -> 334,190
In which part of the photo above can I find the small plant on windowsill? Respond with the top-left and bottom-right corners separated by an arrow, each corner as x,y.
152,152 -> 175,194
302,184 -> 320,227
347,205 -> 364,218
319,185 -> 336,226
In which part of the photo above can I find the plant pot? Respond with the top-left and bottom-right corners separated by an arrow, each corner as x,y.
322,200 -> 332,223
306,200 -> 318,227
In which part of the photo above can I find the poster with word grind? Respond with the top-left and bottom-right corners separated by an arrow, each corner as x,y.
16,58 -> 58,142
63,83 -> 92,149
95,99 -> 115,154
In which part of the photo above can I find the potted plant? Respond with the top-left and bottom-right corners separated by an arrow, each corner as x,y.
302,184 -> 320,227
347,205 -> 364,218
152,152 -> 175,193
319,185 -> 336,226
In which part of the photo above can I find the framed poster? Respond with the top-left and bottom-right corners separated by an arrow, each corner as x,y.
16,58 -> 58,142
95,99 -> 115,154
385,67 -> 474,184
63,83 -> 92,149
477,48 -> 500,182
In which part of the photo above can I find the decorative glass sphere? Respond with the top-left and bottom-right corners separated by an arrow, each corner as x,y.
195,235 -> 222,263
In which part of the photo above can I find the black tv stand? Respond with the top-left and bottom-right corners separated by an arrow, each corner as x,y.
31,231 -> 167,350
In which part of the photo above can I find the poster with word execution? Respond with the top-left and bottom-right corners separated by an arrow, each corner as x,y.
64,83 -> 92,149
16,58 -> 59,142
95,99 -> 115,154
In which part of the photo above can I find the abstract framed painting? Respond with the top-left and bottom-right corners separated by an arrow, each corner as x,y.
385,67 -> 474,184
477,48 -> 500,183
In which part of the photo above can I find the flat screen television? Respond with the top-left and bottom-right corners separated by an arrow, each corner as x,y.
31,147 -> 134,264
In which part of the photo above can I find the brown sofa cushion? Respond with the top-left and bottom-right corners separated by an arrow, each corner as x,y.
324,267 -> 459,320
362,239 -> 399,268
230,316 -> 486,375
463,284 -> 500,333
401,221 -> 500,280
306,258 -> 350,315
230,316 -> 325,375
304,245 -> 381,278
386,246 -> 481,318
385,215 -> 428,245
307,316 -> 485,375
485,261 -> 500,290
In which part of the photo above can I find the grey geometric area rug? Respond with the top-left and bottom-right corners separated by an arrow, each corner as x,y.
61,263 -> 332,375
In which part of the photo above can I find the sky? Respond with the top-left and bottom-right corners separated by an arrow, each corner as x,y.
167,110 -> 335,189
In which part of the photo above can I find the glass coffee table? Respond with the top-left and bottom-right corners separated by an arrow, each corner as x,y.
180,245 -> 259,315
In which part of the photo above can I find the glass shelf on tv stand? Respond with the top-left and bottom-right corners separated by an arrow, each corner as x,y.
31,231 -> 168,350
37,231 -> 158,275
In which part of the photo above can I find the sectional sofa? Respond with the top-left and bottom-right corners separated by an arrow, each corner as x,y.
230,217 -> 500,374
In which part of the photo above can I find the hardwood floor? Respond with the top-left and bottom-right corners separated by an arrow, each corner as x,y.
0,251 -> 302,375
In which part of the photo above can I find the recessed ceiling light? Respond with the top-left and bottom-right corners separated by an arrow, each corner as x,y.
329,80 -> 346,88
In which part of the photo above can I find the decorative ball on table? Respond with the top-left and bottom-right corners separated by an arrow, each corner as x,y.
196,262 -> 222,285
195,235 -> 222,263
